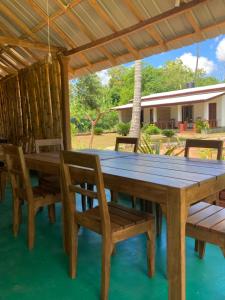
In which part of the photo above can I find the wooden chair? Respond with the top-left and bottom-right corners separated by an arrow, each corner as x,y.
185,139 -> 223,256
35,138 -> 64,153
35,139 -> 63,191
3,144 -> 60,249
156,139 -> 224,238
186,202 -> 225,259
115,137 -> 139,152
111,137 -> 139,208
185,139 -> 223,206
35,138 -> 63,212
60,151 -> 155,300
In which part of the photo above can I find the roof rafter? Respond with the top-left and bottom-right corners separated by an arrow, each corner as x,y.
65,0 -> 207,56
123,0 -> 168,51
0,36 -> 62,52
71,13 -> 225,75
89,0 -> 140,60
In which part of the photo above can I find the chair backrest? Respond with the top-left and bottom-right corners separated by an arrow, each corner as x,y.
184,139 -> 223,160
115,137 -> 139,152
60,151 -> 110,236
3,144 -> 33,202
35,138 -> 63,154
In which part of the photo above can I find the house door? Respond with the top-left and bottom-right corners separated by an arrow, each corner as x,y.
150,109 -> 154,123
209,103 -> 217,127
182,106 -> 193,123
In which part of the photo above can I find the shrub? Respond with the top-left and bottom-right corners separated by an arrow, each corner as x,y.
162,129 -> 175,138
117,122 -> 130,136
143,124 -> 161,135
94,127 -> 104,135
195,119 -> 209,133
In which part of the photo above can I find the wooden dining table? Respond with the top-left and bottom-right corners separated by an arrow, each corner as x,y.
25,149 -> 225,300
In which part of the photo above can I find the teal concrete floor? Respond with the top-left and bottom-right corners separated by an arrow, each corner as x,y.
0,183 -> 225,300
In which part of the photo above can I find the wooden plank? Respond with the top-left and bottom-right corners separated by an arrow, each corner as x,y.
102,166 -> 196,189
188,202 -> 211,216
198,208 -> 225,229
121,157 -> 223,176
125,153 -> 225,169
211,219 -> 225,233
102,158 -> 213,183
187,205 -> 223,225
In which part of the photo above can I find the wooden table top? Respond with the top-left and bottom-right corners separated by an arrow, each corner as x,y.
25,149 -> 225,190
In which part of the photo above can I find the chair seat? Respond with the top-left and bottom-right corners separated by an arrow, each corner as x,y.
187,202 -> 225,253
76,202 -> 154,234
38,175 -> 60,193
32,185 -> 60,197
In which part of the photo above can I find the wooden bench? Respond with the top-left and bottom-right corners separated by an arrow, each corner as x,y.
186,202 -> 225,258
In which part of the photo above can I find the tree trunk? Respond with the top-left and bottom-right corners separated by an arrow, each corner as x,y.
129,60 -> 142,138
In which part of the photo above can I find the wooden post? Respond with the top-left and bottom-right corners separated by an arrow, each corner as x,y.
59,55 -> 71,150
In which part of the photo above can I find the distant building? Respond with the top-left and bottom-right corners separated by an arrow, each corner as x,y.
113,83 -> 225,130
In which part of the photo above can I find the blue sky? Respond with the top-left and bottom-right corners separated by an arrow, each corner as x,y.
127,35 -> 225,80
98,34 -> 225,84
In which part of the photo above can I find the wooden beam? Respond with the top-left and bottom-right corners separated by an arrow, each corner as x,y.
71,14 -> 225,76
89,0 -> 141,60
59,55 -> 71,150
185,11 -> 203,37
0,54 -> 19,70
123,0 -> 168,51
65,0 -> 207,56
0,36 -> 61,52
0,2 -> 37,40
3,48 -> 28,67
30,0 -> 82,33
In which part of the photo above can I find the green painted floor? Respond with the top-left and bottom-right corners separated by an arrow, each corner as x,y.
0,183 -> 225,300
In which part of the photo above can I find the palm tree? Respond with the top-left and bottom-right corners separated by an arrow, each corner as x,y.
129,59 -> 142,138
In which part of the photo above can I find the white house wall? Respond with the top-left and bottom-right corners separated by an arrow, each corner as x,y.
119,95 -> 225,127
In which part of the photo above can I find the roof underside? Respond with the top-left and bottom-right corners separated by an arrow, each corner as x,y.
114,91 -> 225,110
0,0 -> 225,79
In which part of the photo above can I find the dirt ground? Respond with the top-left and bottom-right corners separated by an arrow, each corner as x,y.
72,131 -> 225,159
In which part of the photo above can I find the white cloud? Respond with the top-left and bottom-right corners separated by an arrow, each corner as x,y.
216,38 -> 225,62
179,52 -> 215,74
97,69 -> 110,85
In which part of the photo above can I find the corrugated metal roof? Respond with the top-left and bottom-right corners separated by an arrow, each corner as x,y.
114,91 -> 225,110
0,0 -> 225,79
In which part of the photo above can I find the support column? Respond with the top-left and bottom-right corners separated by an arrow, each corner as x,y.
203,102 -> 209,121
153,107 -> 157,123
59,55 -> 71,150
177,105 -> 182,122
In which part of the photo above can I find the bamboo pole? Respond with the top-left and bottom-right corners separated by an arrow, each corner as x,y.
58,55 -> 71,150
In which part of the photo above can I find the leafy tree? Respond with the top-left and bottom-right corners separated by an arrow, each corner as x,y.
71,74 -> 107,148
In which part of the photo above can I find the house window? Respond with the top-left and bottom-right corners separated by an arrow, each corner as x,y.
182,105 -> 193,123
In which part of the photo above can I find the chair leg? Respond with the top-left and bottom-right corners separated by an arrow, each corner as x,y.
0,171 -> 7,202
101,240 -> 112,300
87,184 -> 94,208
48,204 -> 56,224
146,226 -> 155,277
13,196 -> 21,237
155,203 -> 163,236
70,222 -> 79,278
131,196 -> 136,208
80,183 -> 86,211
28,205 -> 35,250
194,239 -> 199,252
198,241 -> 206,259
110,190 -> 118,203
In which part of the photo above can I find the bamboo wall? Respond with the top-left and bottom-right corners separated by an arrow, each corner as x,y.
0,57 -> 62,152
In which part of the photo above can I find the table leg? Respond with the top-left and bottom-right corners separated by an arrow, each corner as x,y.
167,190 -> 187,300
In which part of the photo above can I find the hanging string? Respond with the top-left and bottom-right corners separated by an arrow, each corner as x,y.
47,0 -> 52,64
